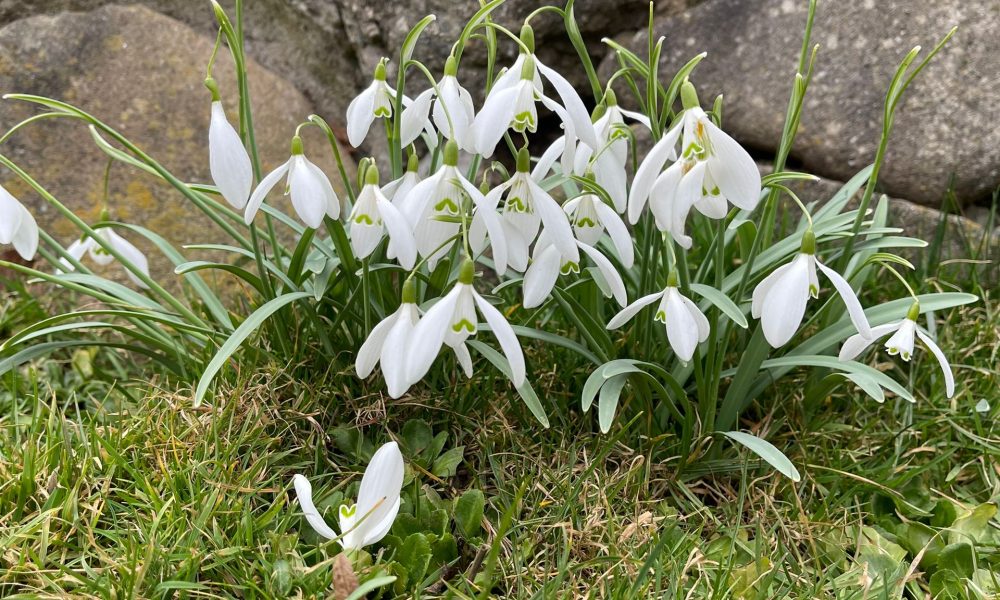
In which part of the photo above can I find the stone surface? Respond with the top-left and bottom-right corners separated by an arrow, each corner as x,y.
601,0 -> 1000,209
0,5 -> 351,284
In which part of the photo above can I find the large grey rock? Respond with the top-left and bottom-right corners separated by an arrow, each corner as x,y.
601,0 -> 1000,209
0,5 -> 352,283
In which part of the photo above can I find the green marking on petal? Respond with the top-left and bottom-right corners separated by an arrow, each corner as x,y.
505,196 -> 529,213
576,217 -> 596,228
339,504 -> 357,518
560,261 -> 580,275
353,214 -> 375,225
654,310 -> 667,324
451,319 -> 476,334
434,197 -> 460,214
374,106 -> 391,118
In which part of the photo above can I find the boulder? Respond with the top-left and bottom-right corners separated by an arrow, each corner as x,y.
0,5 -> 352,285
601,0 -> 1000,209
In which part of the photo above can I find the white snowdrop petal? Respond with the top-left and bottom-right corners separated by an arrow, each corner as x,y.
292,474 -> 339,540
537,61 -> 599,149
106,229 -> 150,289
760,255 -> 810,348
916,329 -> 956,398
346,83 -> 378,147
11,207 -> 38,261
594,200 -> 634,268
473,289 -> 526,387
606,291 -> 663,330
664,289 -> 699,362
355,441 -> 405,544
838,322 -> 900,361
289,158 -> 329,229
473,87 -> 518,157
816,259 -> 872,339
628,121 -> 683,224
209,101 -> 253,210
356,309 -> 400,379
578,242 -> 627,307
377,196 -> 417,270
704,118 -> 761,211
401,88 -> 435,147
245,159 -> 292,224
522,244 -> 562,309
406,285 -> 461,382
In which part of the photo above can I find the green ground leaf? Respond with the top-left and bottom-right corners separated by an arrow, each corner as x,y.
722,431 -> 801,482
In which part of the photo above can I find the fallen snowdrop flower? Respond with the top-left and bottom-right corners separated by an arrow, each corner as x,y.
292,441 -> 404,551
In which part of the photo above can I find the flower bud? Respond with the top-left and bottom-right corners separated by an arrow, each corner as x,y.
680,79 -> 701,111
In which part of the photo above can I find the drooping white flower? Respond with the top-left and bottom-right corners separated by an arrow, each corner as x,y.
348,166 -> 416,269
751,232 -> 872,348
383,153 -> 422,211
472,54 -> 588,162
628,87 -> 761,237
0,184 -> 38,260
470,148 -> 578,270
59,226 -> 150,289
292,441 -> 404,551
406,260 -> 525,387
484,27 -> 599,153
839,302 -> 955,398
563,192 -> 634,268
522,234 -> 626,310
606,282 -> 709,362
400,141 -> 507,274
357,281 -> 473,398
589,89 -> 650,168
206,81 -> 253,210
244,136 -> 339,229
348,60 -> 433,149
402,56 -> 477,152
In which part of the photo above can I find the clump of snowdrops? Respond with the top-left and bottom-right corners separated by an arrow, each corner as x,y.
0,0 -> 975,481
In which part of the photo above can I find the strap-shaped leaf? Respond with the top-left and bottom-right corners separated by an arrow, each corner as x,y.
722,431 -> 801,482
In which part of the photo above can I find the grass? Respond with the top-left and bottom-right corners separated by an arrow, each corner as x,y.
1,259 -> 998,599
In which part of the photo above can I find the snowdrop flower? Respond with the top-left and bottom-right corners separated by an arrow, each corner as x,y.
383,152 -> 422,210
628,82 -> 761,240
347,60 -> 432,149
406,259 -> 525,387
472,148 -> 578,269
60,226 -> 150,289
356,280 -> 473,398
589,89 -> 650,167
206,78 -> 252,209
292,441 -> 404,551
522,234 -> 626,310
563,190 -> 634,268
606,276 -> 708,362
472,55 -> 585,162
840,301 -> 955,398
402,56 -> 476,152
0,184 -> 38,260
751,230 -> 872,348
482,25 -> 599,153
348,165 -> 416,269
400,141 -> 507,274
244,136 -> 339,229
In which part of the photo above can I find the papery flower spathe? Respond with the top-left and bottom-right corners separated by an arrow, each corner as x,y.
244,136 -> 339,229
628,83 -> 761,242
606,279 -> 708,363
357,280 -> 473,398
59,226 -> 150,289
840,301 -> 955,398
400,141 -> 507,274
206,78 -> 253,210
292,441 -> 404,551
752,230 -> 872,348
522,234 -> 627,310
406,259 -> 525,387
348,165 -> 416,269
0,184 -> 38,260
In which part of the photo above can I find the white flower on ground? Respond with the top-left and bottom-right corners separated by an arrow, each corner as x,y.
0,184 -> 38,260
522,234 -> 626,310
406,260 -> 525,387
348,165 -> 416,269
402,56 -> 477,152
563,192 -> 634,268
292,441 -> 404,551
348,60 -> 433,149
356,280 -> 473,398
628,84 -> 761,241
751,231 -> 872,348
606,280 -> 709,363
472,53 -> 591,162
400,141 -> 507,274
206,79 -> 253,210
839,302 -> 955,398
59,226 -> 150,289
383,153 -> 422,210
244,136 -> 339,229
